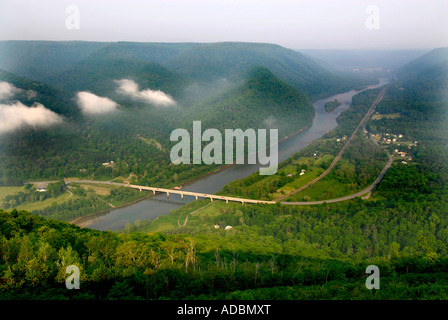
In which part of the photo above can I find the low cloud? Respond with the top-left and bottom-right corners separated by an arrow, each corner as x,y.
76,91 -> 119,115
263,116 -> 278,128
0,81 -> 37,100
0,101 -> 63,134
0,81 -> 21,100
26,90 -> 37,99
115,79 -> 176,107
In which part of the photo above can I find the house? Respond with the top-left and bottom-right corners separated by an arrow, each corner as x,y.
214,224 -> 220,229
36,187 -> 46,192
225,226 -> 233,231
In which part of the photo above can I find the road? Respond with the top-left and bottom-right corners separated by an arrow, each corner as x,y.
279,152 -> 392,205
275,86 -> 387,202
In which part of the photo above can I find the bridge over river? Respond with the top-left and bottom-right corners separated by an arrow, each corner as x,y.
65,180 -> 276,205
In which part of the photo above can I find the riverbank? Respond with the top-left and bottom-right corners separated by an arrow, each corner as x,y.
69,190 -> 156,227
69,119 -> 315,228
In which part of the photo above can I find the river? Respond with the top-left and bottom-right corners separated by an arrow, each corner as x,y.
78,78 -> 389,231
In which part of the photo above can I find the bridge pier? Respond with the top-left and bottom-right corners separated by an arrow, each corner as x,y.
166,192 -> 169,199
226,199 -> 228,204
195,195 -> 198,200
181,194 -> 184,200
210,197 -> 213,202
152,190 -> 155,195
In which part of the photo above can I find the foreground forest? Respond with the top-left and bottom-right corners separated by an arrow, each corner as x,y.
1,201 -> 448,300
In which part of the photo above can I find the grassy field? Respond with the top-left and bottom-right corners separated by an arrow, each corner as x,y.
0,186 -> 26,209
283,157 -> 364,202
76,183 -> 119,196
0,182 -> 120,213
284,173 -> 360,201
142,200 -> 236,234
0,184 -> 79,211
272,156 -> 333,198
219,154 -> 335,201
16,190 -> 80,212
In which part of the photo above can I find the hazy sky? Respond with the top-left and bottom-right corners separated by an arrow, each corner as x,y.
0,0 -> 447,50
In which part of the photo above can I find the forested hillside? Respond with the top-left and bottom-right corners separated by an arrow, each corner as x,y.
0,69 -> 78,117
46,52 -> 188,99
1,207 -> 448,300
396,47 -> 448,81
185,67 -> 314,137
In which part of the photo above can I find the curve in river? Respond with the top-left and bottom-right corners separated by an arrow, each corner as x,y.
77,78 -> 389,231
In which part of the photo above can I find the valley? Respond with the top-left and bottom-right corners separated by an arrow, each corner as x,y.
0,40 -> 447,301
